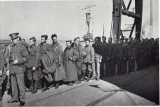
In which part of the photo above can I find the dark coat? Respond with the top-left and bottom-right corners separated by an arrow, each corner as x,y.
25,44 -> 41,69
51,42 -> 66,81
63,47 -> 79,81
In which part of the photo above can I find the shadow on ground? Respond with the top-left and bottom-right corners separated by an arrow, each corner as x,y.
101,65 -> 159,104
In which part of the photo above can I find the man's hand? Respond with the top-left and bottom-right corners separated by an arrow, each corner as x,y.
0,70 -> 2,77
32,67 -> 36,71
13,60 -> 18,64
99,59 -> 102,63
6,70 -> 10,76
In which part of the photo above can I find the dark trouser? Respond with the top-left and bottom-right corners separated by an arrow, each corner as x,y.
117,59 -> 127,74
106,59 -> 116,76
11,74 -> 25,102
27,68 -> 42,81
136,56 -> 141,71
100,59 -> 106,78
128,58 -> 135,73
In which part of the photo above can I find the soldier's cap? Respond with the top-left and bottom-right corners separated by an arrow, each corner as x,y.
9,33 -> 19,40
41,35 -> 48,40
51,34 -> 57,39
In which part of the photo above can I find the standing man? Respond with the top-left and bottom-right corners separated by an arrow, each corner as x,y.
101,36 -> 107,77
92,37 -> 102,80
82,39 -> 95,82
63,41 -> 79,86
25,37 -> 42,94
39,35 -> 53,91
7,33 -> 28,106
74,37 -> 85,83
128,37 -> 136,73
50,34 -> 65,89
105,37 -> 115,76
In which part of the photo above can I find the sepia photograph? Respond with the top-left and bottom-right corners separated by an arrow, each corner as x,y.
0,0 -> 159,106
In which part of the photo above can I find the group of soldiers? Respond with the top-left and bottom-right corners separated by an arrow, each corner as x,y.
0,32 -> 159,106
100,36 -> 159,77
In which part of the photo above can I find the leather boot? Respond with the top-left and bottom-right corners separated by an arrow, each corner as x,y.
42,82 -> 47,92
32,80 -> 38,94
86,71 -> 91,82
55,82 -> 59,89
81,70 -> 86,81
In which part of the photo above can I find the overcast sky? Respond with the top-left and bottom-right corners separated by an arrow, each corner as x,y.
0,0 -> 159,41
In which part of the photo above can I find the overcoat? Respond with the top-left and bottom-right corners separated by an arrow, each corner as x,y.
51,42 -> 66,81
63,47 -> 79,81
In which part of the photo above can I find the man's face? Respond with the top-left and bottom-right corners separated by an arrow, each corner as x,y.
76,38 -> 80,44
102,38 -> 106,42
52,37 -> 57,43
85,41 -> 90,46
66,42 -> 71,47
108,38 -> 112,43
94,38 -> 98,43
41,37 -> 46,43
120,40 -> 123,44
12,38 -> 19,45
29,39 -> 35,46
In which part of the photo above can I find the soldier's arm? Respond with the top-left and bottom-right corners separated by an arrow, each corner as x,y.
34,46 -> 41,68
20,41 -> 30,50
58,45 -> 64,64
91,47 -> 95,62
17,45 -> 29,64
70,49 -> 79,62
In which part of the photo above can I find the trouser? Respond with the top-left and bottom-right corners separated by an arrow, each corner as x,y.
136,55 -> 141,70
94,57 -> 101,78
117,59 -> 127,74
100,59 -> 106,78
106,59 -> 116,76
11,73 -> 25,102
27,68 -> 42,81
82,62 -> 93,78
128,58 -> 135,73
76,60 -> 83,80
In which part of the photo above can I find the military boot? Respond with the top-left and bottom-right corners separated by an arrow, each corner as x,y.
81,70 -> 86,81
32,80 -> 38,94
55,82 -> 59,89
85,71 -> 92,82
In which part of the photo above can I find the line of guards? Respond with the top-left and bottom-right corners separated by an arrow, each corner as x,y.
0,33 -> 159,106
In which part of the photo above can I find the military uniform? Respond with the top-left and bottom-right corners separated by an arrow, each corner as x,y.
50,42 -> 66,88
101,42 -> 107,77
82,45 -> 95,81
128,42 -> 137,73
9,41 -> 28,104
117,43 -> 128,74
75,43 -> 85,81
105,43 -> 115,76
25,44 -> 41,93
39,42 -> 53,90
